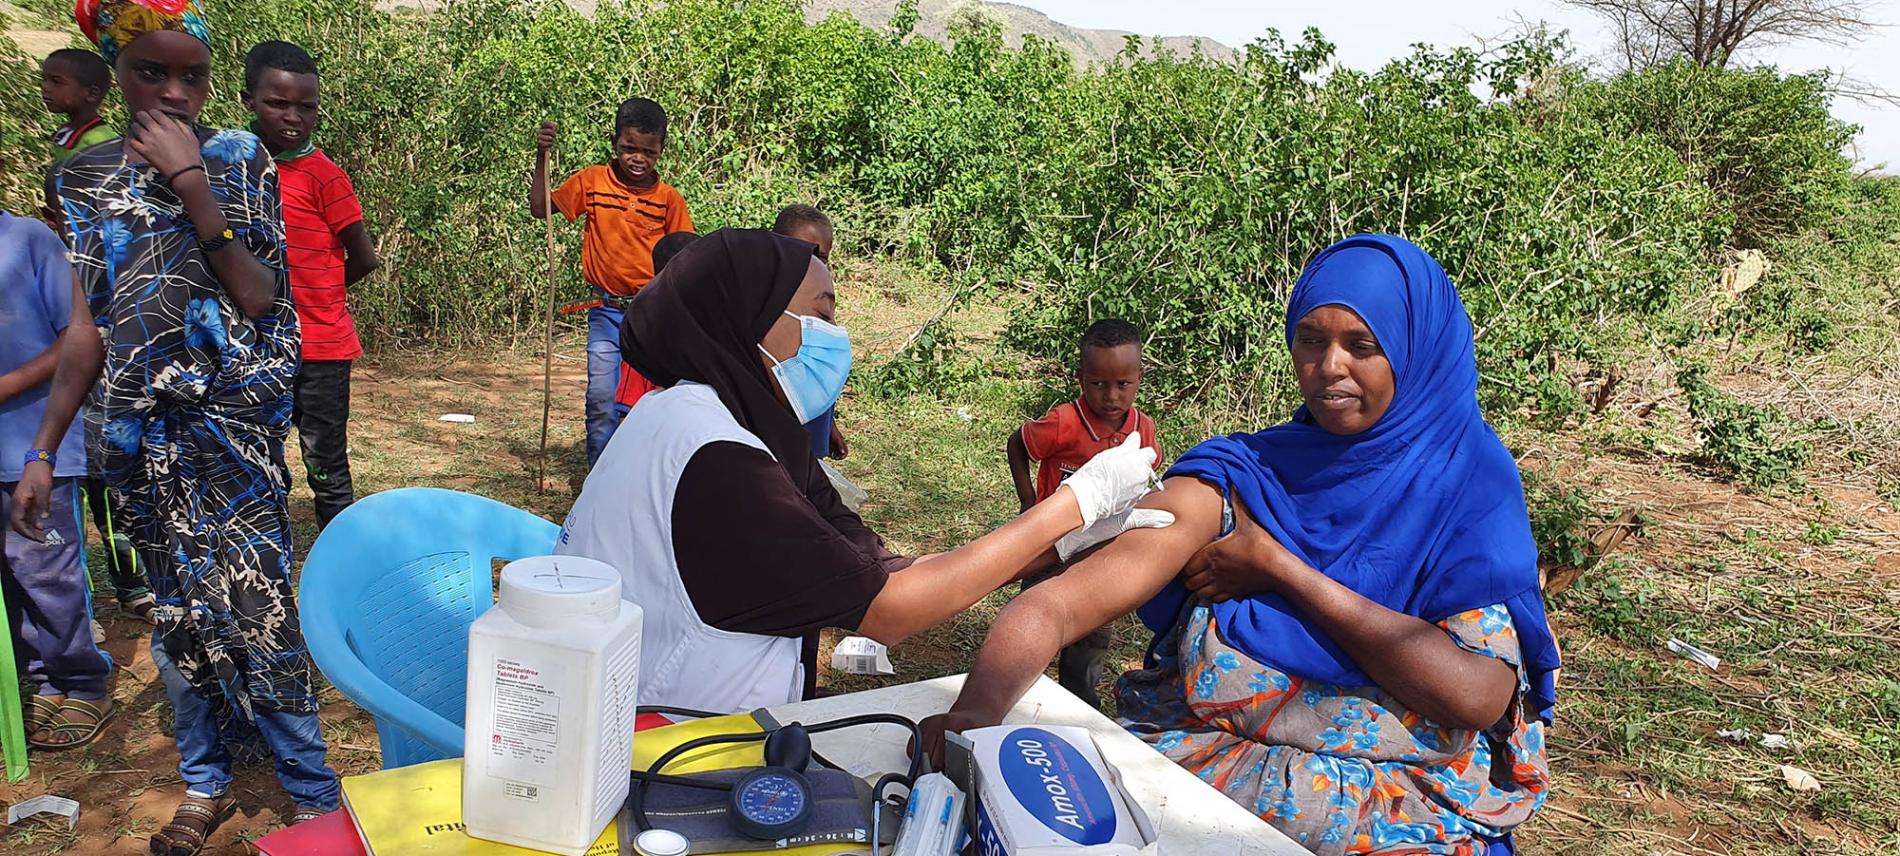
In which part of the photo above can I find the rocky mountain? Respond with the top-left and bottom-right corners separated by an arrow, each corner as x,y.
803,0 -> 1234,64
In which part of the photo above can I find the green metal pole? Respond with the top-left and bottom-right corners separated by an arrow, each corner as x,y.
0,576 -> 30,782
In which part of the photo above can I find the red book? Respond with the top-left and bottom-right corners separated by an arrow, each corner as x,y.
252,807 -> 367,856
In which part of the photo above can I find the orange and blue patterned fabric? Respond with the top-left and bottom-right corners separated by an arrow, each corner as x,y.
1119,601 -> 1549,854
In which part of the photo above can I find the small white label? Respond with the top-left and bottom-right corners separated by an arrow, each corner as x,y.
831,636 -> 895,675
487,656 -> 562,785
503,781 -> 541,802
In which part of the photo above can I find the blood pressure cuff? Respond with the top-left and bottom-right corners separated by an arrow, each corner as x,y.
639,767 -> 898,853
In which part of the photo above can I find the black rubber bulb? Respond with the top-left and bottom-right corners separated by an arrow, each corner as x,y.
763,722 -> 812,772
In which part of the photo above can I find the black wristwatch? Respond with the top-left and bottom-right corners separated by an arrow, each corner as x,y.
199,227 -> 236,254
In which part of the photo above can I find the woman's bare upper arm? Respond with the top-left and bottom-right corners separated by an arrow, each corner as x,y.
1015,477 -> 1224,641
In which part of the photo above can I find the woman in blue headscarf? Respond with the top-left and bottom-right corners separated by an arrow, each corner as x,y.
925,235 -> 1558,854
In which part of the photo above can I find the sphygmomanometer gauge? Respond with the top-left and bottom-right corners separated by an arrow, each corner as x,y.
730,767 -> 814,840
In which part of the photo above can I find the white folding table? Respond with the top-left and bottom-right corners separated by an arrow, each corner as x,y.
767,674 -> 1308,855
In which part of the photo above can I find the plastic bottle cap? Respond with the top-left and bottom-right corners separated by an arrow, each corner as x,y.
497,556 -> 621,628
633,828 -> 691,856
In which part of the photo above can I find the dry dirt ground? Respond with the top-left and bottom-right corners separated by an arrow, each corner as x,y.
1,331 -> 1897,854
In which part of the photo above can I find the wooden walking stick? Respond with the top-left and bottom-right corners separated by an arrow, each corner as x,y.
537,143 -> 557,492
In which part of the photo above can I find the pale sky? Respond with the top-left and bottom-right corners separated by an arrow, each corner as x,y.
1012,0 -> 1900,171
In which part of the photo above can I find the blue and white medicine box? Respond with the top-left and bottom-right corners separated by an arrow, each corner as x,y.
956,725 -> 1156,856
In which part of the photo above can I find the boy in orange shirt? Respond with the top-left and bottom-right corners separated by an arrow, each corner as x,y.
530,98 -> 692,465
1007,319 -> 1162,708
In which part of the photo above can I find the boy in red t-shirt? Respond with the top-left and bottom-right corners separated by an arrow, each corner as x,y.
531,98 -> 694,466
243,41 -> 380,529
1007,319 -> 1161,709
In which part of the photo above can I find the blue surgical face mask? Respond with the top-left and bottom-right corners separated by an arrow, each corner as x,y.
760,311 -> 853,425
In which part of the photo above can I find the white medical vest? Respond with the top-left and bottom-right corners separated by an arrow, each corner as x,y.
556,382 -> 804,713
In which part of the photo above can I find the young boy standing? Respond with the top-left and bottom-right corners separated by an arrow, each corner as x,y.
530,99 -> 693,466
1007,319 -> 1162,708
771,204 -> 849,459
242,40 -> 379,529
19,0 -> 338,846
40,48 -> 116,162
1,210 -> 114,751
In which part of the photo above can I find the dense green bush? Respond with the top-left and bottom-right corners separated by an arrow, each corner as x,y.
0,0 -> 1880,427
1573,60 -> 1856,247
1,7 -> 56,212
993,34 -> 1725,418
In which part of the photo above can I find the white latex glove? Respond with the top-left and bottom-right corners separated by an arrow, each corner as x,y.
1060,432 -> 1161,529
1056,507 -> 1176,561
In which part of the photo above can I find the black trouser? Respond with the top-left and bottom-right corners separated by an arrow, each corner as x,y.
1021,564 -> 1115,711
292,359 -> 356,529
81,475 -> 148,601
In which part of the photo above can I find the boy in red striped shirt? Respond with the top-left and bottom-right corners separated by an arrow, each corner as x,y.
243,41 -> 380,529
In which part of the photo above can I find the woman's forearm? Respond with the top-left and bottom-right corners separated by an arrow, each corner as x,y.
170,170 -> 277,319
955,594 -> 1071,722
1278,569 -> 1515,731
856,489 -> 1084,644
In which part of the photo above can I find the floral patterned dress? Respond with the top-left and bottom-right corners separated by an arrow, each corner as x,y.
1118,603 -> 1549,854
50,128 -> 315,720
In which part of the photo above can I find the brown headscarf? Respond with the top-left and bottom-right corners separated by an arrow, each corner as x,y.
619,228 -> 839,513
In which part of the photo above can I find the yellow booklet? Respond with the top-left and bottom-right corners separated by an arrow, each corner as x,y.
342,714 -> 864,855
342,758 -> 618,855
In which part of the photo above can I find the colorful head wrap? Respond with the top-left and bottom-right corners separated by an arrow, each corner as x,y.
76,0 -> 210,65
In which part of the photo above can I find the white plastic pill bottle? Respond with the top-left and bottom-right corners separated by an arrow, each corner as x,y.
463,555 -> 642,855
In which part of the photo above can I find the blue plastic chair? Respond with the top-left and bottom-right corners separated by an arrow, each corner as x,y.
300,487 -> 559,768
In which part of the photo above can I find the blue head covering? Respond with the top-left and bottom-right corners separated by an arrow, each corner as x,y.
1143,234 -> 1560,724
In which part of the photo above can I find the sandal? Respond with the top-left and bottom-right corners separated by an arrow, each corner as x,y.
121,591 -> 159,625
25,695 -> 63,735
29,697 -> 115,751
150,793 -> 238,856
